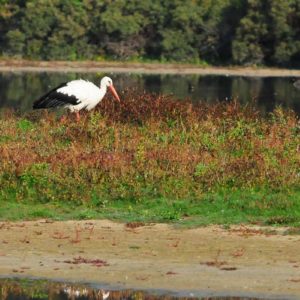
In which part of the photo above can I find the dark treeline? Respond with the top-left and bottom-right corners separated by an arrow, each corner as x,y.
1,0 -> 300,67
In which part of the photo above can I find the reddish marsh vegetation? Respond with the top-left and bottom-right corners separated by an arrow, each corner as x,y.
0,90 -> 299,222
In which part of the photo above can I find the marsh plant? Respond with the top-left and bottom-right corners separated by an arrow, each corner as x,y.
0,91 -> 299,224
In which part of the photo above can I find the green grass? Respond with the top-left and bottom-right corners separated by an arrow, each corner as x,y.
1,189 -> 300,226
0,92 -> 299,225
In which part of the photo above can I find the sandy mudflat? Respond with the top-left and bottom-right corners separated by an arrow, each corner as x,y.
0,220 -> 300,298
0,60 -> 300,77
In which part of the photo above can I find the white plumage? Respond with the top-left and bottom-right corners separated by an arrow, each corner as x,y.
33,76 -> 120,121
58,79 -> 105,112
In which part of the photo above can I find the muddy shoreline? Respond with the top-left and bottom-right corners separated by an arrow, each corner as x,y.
1,60 -> 300,77
1,220 -> 300,298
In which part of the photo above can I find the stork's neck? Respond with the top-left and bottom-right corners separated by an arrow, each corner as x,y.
100,82 -> 108,92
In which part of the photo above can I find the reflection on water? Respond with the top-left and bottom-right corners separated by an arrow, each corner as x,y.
0,279 -> 281,300
0,72 -> 299,114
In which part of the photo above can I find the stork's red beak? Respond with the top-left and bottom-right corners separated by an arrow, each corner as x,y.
109,85 -> 121,102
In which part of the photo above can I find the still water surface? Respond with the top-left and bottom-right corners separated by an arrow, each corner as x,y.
0,279 -> 287,300
0,72 -> 299,114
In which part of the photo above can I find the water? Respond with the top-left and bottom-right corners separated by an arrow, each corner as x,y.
0,72 -> 299,114
0,278 -> 294,300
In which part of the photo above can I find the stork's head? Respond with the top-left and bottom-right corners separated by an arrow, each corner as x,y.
101,76 -> 121,102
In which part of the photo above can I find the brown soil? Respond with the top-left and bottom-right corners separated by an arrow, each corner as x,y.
1,59 -> 300,77
0,220 -> 300,298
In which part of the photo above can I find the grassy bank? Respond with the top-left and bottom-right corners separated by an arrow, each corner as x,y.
0,91 -> 299,225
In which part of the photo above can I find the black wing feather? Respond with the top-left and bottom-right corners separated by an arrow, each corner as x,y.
33,82 -> 81,109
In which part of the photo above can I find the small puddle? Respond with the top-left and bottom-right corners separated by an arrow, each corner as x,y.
0,278 -> 293,300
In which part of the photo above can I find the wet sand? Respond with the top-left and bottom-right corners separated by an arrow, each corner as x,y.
0,60 -> 300,77
0,220 -> 300,298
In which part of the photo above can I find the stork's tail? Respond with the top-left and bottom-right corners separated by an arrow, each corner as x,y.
33,99 -> 47,109
32,82 -> 79,109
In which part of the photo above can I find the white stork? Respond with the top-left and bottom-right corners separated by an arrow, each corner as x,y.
33,76 -> 120,121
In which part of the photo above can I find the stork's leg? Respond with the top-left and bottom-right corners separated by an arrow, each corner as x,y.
75,111 -> 80,122
60,115 -> 67,124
